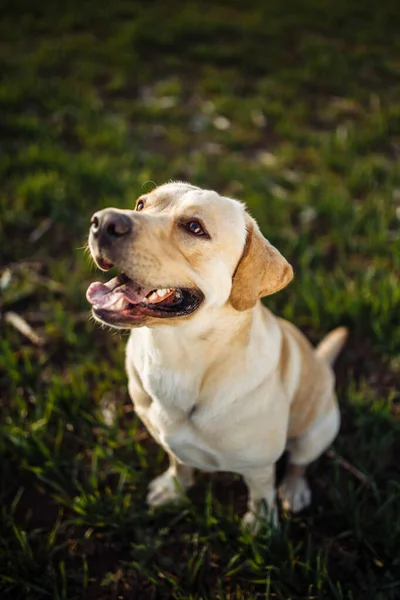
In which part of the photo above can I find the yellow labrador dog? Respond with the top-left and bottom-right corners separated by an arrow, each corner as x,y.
86,181 -> 347,531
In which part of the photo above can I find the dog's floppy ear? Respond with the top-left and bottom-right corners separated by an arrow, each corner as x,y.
230,215 -> 293,311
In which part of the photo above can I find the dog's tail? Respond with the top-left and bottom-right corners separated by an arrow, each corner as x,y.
316,326 -> 348,366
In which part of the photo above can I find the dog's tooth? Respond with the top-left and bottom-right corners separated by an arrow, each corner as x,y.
146,288 -> 173,303
157,288 -> 171,296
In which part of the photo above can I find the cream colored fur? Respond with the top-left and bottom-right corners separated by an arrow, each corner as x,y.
91,182 -> 347,532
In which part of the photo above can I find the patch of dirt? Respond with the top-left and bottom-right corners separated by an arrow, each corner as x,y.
83,555 -> 157,600
3,466 -> 60,529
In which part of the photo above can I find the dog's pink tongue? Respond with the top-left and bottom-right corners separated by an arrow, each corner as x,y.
86,279 -> 152,308
122,281 -> 152,304
86,282 -> 118,308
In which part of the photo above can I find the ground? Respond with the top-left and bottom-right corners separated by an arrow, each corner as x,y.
1,0 -> 400,598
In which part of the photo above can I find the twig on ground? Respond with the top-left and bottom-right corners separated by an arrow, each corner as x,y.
327,449 -> 370,486
29,218 -> 53,243
4,311 -> 46,346
0,268 -> 12,290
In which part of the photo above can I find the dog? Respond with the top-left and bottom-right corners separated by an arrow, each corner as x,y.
86,181 -> 347,531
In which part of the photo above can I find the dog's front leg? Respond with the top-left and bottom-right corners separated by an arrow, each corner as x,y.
147,453 -> 195,507
242,465 -> 278,533
127,368 -> 195,508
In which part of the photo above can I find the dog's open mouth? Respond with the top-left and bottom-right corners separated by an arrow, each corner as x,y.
86,273 -> 204,326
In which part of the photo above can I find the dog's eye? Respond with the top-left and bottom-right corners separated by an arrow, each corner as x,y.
136,200 -> 145,211
186,221 -> 205,236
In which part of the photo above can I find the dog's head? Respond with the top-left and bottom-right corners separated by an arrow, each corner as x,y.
86,182 -> 293,328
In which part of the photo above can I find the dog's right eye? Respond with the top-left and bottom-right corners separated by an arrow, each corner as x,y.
186,221 -> 206,236
136,200 -> 145,211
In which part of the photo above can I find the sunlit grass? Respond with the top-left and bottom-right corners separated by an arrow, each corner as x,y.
0,0 -> 399,598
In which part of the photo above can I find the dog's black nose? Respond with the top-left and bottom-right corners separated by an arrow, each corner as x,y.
90,210 -> 132,239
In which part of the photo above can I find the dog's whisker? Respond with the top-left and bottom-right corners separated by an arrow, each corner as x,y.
141,180 -> 157,190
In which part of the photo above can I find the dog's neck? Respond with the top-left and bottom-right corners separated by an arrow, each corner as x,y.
129,301 -> 281,418
142,301 -> 278,374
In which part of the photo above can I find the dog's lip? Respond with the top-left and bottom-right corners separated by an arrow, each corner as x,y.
93,255 -> 114,272
91,286 -> 204,326
86,272 -> 204,326
86,272 -> 200,309
86,269 -> 204,328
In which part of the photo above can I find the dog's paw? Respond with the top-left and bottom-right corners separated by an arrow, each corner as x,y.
278,476 -> 311,513
146,470 -> 185,507
242,503 -> 279,535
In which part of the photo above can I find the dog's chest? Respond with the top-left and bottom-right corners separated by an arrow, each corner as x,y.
136,364 -> 286,472
127,330 -> 288,471
142,366 -> 199,414
140,366 -> 224,469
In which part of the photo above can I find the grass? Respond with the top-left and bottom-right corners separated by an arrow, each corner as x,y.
1,0 -> 400,597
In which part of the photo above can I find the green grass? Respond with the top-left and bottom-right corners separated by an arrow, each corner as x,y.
1,0 -> 400,597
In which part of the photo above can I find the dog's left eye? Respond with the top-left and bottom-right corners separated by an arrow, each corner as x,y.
186,221 -> 205,236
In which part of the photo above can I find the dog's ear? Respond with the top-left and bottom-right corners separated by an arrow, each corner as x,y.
230,215 -> 293,311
